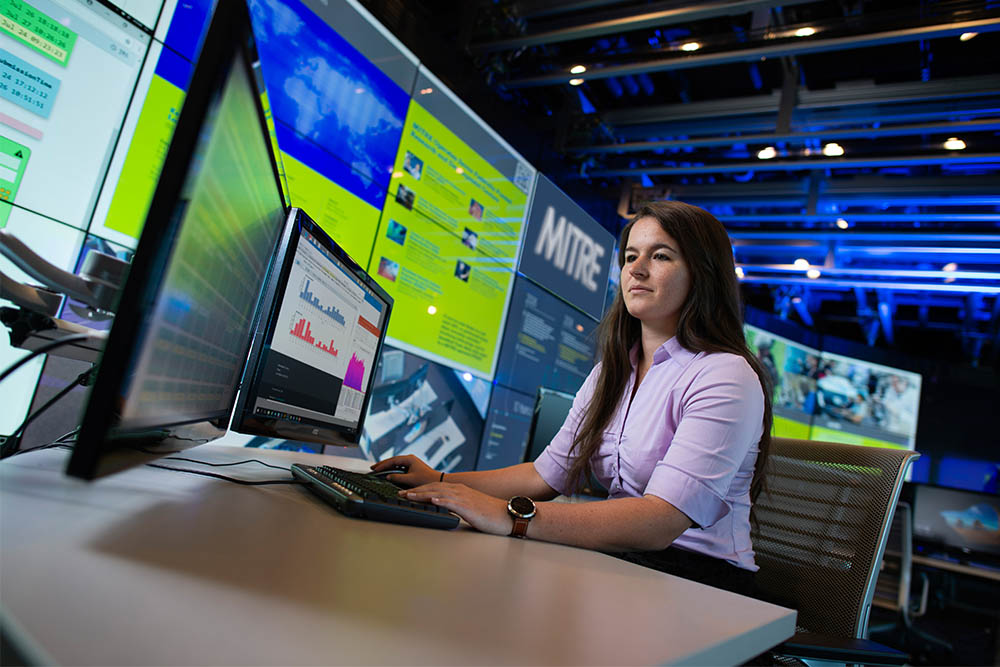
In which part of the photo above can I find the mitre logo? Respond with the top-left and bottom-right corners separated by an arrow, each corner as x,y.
532,206 -> 606,292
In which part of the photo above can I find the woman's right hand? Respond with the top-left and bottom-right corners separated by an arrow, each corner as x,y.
370,454 -> 439,487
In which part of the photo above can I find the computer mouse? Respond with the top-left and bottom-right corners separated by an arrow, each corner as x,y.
369,465 -> 408,478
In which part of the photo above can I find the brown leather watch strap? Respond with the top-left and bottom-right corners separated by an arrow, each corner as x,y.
510,516 -> 530,538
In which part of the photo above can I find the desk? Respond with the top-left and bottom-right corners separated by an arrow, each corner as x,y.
1,445 -> 796,665
913,555 -> 1000,583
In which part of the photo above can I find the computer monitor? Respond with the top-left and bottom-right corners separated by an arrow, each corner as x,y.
67,0 -> 287,479
230,208 -> 392,448
524,387 -> 574,463
912,484 -> 1000,563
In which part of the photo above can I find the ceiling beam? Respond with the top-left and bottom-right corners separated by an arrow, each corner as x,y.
720,213 -> 1000,223
502,17 -> 1000,87
509,0 -> 634,21
587,152 -> 1000,176
598,75 -> 1000,126
470,0 -> 809,54
737,265 -> 1000,280
570,117 -> 1000,154
738,276 -> 1000,294
729,232 -> 1000,242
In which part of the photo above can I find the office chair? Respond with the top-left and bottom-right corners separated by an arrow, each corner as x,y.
751,437 -> 919,665
869,502 -> 953,655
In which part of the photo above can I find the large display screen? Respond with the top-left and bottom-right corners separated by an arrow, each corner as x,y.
369,69 -> 535,377
746,323 -> 922,451
362,344 -> 489,472
249,0 -> 410,263
810,350 -> 921,449
494,276 -> 597,396
745,324 -> 819,439
476,385 -> 535,470
0,0 -> 149,231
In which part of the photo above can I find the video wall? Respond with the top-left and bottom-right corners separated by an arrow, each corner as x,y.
0,0 -> 218,434
745,323 -> 922,450
2,0 -> 609,469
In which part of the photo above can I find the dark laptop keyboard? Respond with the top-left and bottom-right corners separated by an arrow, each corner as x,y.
290,464 -> 459,530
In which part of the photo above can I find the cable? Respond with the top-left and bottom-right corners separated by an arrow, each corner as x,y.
145,463 -> 302,485
0,367 -> 95,459
0,334 -> 93,383
163,455 -> 291,471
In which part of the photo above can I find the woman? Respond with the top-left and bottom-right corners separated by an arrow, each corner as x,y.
373,201 -> 772,595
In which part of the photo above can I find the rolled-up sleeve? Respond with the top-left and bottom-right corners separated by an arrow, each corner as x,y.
643,356 -> 764,529
532,366 -> 601,496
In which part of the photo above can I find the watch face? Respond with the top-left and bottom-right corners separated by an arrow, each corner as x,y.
509,496 -> 535,518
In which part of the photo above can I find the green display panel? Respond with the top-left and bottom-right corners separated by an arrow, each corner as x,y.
102,72 -> 184,239
280,151 -> 380,266
368,101 -> 530,377
385,101 -> 528,262
0,0 -> 77,66
0,134 -> 29,227
809,425 -> 908,450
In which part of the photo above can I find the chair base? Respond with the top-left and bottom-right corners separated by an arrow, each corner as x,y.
775,631 -> 909,666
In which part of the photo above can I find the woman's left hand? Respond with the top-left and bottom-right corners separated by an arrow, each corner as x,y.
401,482 -> 514,536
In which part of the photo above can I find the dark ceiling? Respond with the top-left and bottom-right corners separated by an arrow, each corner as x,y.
360,0 -> 1000,367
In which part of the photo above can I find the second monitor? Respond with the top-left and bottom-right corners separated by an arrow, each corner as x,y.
231,208 -> 392,448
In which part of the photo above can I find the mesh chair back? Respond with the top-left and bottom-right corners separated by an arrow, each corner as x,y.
872,502 -> 913,614
751,438 -> 918,639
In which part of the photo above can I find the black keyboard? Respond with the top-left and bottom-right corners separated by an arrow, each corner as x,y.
290,464 -> 459,530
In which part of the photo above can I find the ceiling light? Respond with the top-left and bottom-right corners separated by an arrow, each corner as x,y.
680,41 -> 701,52
570,64 -> 587,74
943,137 -> 966,150
836,218 -> 849,229
427,305 -> 437,315
419,87 -> 433,95
462,372 -> 474,382
735,266 -> 745,279
806,269 -> 821,279
959,32 -> 978,41
822,142 -> 845,157
793,258 -> 810,270
455,167 -> 464,174
391,171 -> 403,179
575,324 -> 584,332
942,262 -> 958,272
569,78 -> 585,86
794,27 -> 816,37
757,146 -> 777,160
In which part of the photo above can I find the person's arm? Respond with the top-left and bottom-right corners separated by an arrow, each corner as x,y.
399,482 -> 692,550
372,455 -> 558,501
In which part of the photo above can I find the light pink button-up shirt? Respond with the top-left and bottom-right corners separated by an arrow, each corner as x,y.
533,336 -> 765,571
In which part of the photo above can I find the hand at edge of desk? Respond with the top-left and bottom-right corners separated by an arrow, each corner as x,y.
401,482 -> 513,536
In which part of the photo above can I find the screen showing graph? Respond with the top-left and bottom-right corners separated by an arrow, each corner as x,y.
237,213 -> 392,443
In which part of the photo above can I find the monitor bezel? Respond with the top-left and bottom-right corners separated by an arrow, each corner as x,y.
67,0 -> 287,479
230,208 -> 393,448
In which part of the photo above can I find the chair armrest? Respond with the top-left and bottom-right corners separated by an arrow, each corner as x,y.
775,632 -> 909,666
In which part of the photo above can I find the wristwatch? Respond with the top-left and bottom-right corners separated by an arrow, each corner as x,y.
507,496 -> 536,538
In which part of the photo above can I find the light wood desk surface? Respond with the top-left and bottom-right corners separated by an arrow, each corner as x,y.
1,445 -> 795,666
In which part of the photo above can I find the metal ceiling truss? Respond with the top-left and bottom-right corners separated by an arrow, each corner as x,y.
472,0 -> 815,54
500,17 -> 1000,88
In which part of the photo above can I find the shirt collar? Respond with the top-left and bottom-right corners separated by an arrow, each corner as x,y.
629,336 -> 697,367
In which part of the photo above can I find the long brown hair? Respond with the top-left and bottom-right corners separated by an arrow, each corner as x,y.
567,200 -> 773,504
